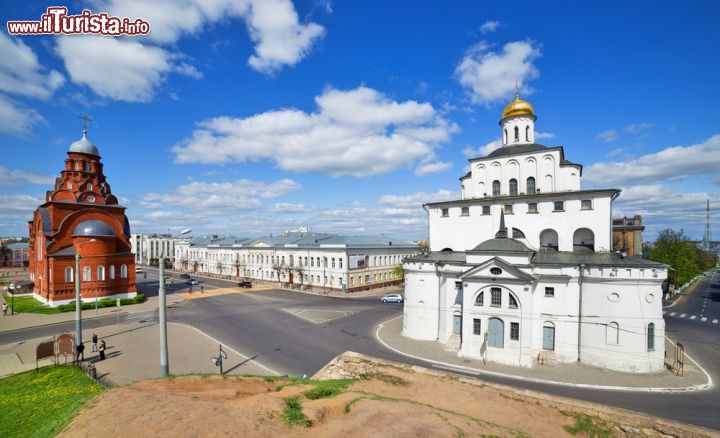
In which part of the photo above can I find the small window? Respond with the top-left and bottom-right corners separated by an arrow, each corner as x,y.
545,287 -> 555,297
490,267 -> 502,276
120,264 -> 128,279
504,204 -> 513,214
509,178 -> 518,196
461,207 -> 469,216
581,199 -> 592,210
475,291 -> 484,306
512,228 -> 525,239
526,177 -> 536,194
508,295 -> 518,309
65,267 -> 73,282
553,201 -> 565,211
441,208 -> 449,217
510,322 -> 519,340
607,322 -> 619,345
83,266 -> 91,282
491,287 -> 501,306
67,182 -> 72,190
492,180 -> 500,196
514,126 -> 519,141
647,323 -> 655,351
110,265 -> 115,280
87,183 -> 92,191
97,266 -> 105,281
525,125 -> 530,142
482,206 -> 491,215
473,318 -> 482,335
528,203 -> 538,213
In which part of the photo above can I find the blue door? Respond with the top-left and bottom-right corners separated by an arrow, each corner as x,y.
543,325 -> 555,350
488,318 -> 504,348
453,315 -> 462,335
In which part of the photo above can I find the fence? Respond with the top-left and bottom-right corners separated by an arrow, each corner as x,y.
75,361 -> 115,389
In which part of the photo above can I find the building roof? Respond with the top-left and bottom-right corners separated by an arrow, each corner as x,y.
533,249 -> 666,268
6,242 -> 28,250
405,251 -> 467,263
502,93 -> 535,119
72,220 -> 115,237
68,131 -> 99,156
185,232 -> 418,250
471,238 -> 531,252
468,144 -> 582,174
424,188 -> 621,208
48,246 -> 77,257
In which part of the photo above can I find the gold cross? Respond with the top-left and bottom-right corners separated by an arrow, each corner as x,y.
515,80 -> 519,96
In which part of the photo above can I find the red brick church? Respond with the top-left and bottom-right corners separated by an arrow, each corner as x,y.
28,125 -> 136,306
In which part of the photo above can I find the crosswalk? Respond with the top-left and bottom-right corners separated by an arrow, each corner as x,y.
125,309 -> 156,324
663,310 -> 719,325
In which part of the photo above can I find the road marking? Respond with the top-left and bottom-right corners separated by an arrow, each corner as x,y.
701,317 -> 707,322
690,315 -> 696,320
713,319 -> 719,324
679,314 -> 686,318
125,309 -> 155,323
669,312 -> 676,316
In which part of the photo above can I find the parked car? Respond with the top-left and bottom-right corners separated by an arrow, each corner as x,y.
381,294 -> 404,303
186,279 -> 199,285
135,267 -> 143,273
237,280 -> 252,288
180,273 -> 190,279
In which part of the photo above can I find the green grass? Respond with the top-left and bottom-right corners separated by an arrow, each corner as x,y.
282,396 -> 311,428
560,411 -> 613,438
0,365 -> 104,438
302,379 -> 355,400
2,294 -> 61,314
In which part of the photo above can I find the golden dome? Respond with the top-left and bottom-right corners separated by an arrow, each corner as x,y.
502,93 -> 535,119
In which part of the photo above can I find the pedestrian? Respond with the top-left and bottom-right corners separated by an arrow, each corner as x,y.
2,302 -> 7,316
201,285 -> 204,294
189,286 -> 193,294
76,342 -> 85,363
91,333 -> 98,352
98,340 -> 106,360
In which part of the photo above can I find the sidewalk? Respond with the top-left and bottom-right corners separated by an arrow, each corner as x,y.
0,293 -> 186,332
0,321 -> 277,383
376,316 -> 710,392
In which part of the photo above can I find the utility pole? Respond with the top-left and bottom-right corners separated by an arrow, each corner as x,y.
159,257 -> 169,377
75,253 -> 83,346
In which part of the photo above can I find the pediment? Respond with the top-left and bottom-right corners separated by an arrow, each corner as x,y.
460,256 -> 533,282
250,241 -> 271,248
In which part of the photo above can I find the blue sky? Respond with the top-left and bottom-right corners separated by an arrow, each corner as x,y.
1,0 -> 719,240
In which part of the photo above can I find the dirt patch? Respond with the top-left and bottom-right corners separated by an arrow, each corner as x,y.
59,356 -> 715,437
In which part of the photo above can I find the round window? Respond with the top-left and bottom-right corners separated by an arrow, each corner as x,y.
418,279 -> 425,287
87,195 -> 96,203
645,293 -> 655,303
607,292 -> 620,302
490,267 -> 502,275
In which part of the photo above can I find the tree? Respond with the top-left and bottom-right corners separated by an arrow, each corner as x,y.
295,264 -> 305,286
180,258 -> 188,271
645,228 -> 708,287
216,261 -> 224,276
192,261 -> 199,273
391,264 -> 404,280
272,261 -> 285,284
234,256 -> 245,278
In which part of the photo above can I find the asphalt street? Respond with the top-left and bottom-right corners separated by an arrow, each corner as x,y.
1,268 -> 719,430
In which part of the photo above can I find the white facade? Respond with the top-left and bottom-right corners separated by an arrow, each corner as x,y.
403,95 -> 667,373
174,233 -> 418,292
131,233 -> 186,266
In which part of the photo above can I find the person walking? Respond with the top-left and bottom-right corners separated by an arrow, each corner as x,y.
75,342 -> 85,363
2,302 -> 7,316
91,333 -> 98,352
98,340 -> 106,360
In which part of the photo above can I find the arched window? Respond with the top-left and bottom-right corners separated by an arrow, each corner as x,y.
475,291 -> 484,306
65,267 -> 73,282
492,180 -> 501,196
525,125 -> 530,141
512,228 -> 525,239
120,264 -> 128,279
110,265 -> 115,280
647,323 -> 655,351
526,177 -> 535,193
87,183 -> 92,191
540,229 -> 559,250
573,228 -> 595,251
508,294 -> 518,309
83,266 -> 91,282
514,126 -> 519,142
97,266 -> 105,281
67,182 -> 72,190
606,322 -> 619,345
503,129 -> 507,144
509,178 -> 518,196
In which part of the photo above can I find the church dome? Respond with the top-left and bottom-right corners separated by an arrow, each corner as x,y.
502,94 -> 535,119
69,131 -> 99,156
472,238 -> 531,252
72,220 -> 115,237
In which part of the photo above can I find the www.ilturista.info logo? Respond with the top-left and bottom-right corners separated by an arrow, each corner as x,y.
7,7 -> 150,36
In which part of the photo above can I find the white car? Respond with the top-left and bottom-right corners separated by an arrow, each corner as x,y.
135,267 -> 143,273
381,294 -> 404,303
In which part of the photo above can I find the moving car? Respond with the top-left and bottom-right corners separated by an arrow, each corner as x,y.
237,280 -> 252,288
381,293 -> 404,303
186,279 -> 199,285
180,273 -> 190,279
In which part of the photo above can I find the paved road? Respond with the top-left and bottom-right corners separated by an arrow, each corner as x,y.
2,268 -> 719,430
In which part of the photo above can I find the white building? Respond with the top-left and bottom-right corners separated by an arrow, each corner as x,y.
402,93 -> 667,373
131,233 -> 187,266
174,232 -> 418,292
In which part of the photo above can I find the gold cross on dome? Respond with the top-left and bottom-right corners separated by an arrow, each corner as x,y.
515,80 -> 519,96
79,115 -> 92,132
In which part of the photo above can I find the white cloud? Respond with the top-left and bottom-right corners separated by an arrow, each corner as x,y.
624,122 -> 653,134
595,129 -> 618,142
379,189 -> 455,208
0,33 -> 64,100
267,202 -> 310,213
455,40 -> 541,105
172,86 -> 457,176
56,36 -> 173,103
463,138 -> 502,158
479,20 -> 501,34
607,147 -> 623,157
585,134 -> 720,186
0,166 -> 53,187
535,131 -> 555,139
415,160 -> 453,176
0,95 -> 44,136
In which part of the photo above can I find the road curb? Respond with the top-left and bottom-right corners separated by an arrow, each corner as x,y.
374,315 -> 713,393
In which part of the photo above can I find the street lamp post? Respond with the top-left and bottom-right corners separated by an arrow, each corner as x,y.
75,253 -> 82,346
158,228 -> 191,378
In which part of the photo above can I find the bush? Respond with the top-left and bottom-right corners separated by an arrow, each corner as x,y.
56,293 -> 146,313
